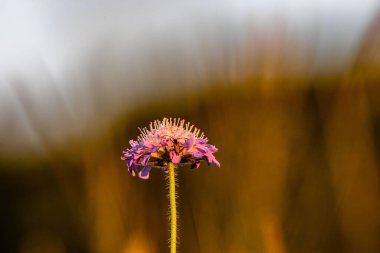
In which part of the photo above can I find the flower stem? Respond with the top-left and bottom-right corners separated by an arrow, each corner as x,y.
168,162 -> 177,253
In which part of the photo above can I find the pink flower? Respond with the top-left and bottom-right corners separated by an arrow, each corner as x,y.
121,117 -> 220,179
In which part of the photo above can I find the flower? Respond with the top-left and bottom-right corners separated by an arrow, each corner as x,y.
121,117 -> 220,179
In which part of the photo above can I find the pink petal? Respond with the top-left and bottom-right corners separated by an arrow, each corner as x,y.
213,158 -> 221,167
170,151 -> 181,164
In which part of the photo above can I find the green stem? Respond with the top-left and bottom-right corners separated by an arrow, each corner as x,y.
168,162 -> 177,253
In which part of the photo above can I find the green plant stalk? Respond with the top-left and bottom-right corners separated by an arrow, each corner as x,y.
168,162 -> 177,253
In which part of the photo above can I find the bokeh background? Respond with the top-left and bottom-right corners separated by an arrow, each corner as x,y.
1,1 -> 380,253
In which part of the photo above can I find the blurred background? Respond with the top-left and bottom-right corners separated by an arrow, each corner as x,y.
1,1 -> 380,252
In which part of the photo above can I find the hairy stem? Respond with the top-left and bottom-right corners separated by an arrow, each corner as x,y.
168,162 -> 177,253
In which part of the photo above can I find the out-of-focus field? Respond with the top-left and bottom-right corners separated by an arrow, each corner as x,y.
1,3 -> 380,253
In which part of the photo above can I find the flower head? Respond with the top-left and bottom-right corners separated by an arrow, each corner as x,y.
121,117 -> 220,179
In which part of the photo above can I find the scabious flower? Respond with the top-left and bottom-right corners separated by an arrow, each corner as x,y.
121,117 -> 220,179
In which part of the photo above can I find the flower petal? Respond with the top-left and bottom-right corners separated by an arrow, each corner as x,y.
205,152 -> 214,164
170,151 -> 181,164
127,159 -> 134,167
143,140 -> 153,148
133,153 -> 142,160
197,145 -> 208,153
213,158 -> 221,167
138,166 -> 151,179
207,145 -> 218,153
185,134 -> 195,147
141,154 -> 150,165
127,165 -> 136,176
191,162 -> 200,169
